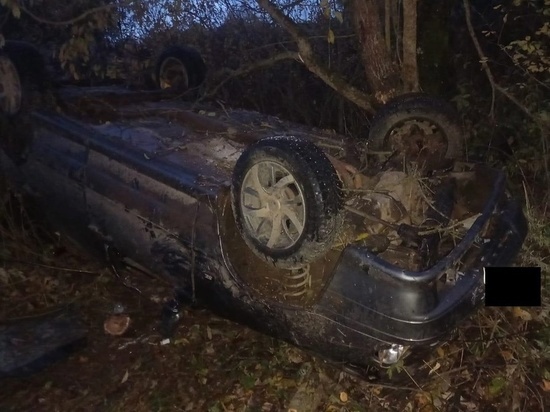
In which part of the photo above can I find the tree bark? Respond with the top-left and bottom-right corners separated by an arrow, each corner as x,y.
402,0 -> 419,91
350,0 -> 400,103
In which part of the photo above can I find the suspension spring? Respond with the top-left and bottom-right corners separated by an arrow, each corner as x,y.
283,264 -> 311,298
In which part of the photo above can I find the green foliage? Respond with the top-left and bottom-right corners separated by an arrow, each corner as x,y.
2,1 -> 119,81
488,376 -> 506,397
455,0 -> 550,201
0,0 -> 20,19
505,1 -> 550,77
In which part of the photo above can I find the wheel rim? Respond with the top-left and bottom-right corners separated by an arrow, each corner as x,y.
241,161 -> 306,250
0,56 -> 22,115
158,57 -> 189,90
384,119 -> 448,162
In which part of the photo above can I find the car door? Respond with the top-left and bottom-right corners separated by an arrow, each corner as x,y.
16,113 -> 89,239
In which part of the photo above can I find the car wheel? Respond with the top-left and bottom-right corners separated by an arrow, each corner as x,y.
0,42 -> 46,163
0,41 -> 49,116
368,94 -> 464,166
231,136 -> 343,269
154,46 -> 206,91
0,54 -> 22,116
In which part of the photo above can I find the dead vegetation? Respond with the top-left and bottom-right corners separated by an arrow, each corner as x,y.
0,140 -> 548,412
0,1 -> 549,411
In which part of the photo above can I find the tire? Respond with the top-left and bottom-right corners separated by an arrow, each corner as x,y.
0,54 -> 22,115
231,136 -> 343,269
0,41 -> 46,163
368,93 -> 464,161
2,41 -> 48,99
154,46 -> 206,91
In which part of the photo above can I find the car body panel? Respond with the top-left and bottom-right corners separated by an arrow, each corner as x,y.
0,86 -> 528,370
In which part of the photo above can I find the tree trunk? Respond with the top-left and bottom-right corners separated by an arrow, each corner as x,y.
402,0 -> 419,91
418,0 -> 454,96
350,0 -> 400,103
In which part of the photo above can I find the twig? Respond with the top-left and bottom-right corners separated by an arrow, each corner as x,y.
344,204 -> 396,229
0,259 -> 99,275
417,213 -> 482,236
244,34 -> 356,54
255,0 -> 377,114
315,142 -> 346,151
109,258 -> 142,294
20,1 -> 130,26
403,366 -> 424,391
428,365 -> 469,378
190,202 -> 200,303
524,373 -> 546,412
499,46 -> 550,92
205,51 -> 300,99
463,0 -> 550,188
463,0 -> 496,119
1,305 -> 72,322
358,381 -> 422,392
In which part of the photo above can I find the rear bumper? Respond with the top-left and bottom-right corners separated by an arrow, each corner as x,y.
313,172 -> 527,345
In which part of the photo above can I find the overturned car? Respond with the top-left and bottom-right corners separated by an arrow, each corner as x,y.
0,47 -> 527,374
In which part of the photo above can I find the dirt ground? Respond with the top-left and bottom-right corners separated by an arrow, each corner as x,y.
0,203 -> 549,412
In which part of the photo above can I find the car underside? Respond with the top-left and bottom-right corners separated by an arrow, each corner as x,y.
0,44 -> 528,374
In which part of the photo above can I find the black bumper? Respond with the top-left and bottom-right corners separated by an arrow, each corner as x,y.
313,172 -> 528,345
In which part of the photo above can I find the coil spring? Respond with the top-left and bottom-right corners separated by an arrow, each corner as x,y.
283,264 -> 311,298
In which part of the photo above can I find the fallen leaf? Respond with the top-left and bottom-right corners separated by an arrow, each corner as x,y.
120,370 -> 129,384
414,392 -> 434,411
512,307 -> 532,321
327,29 -> 335,44
488,376 -> 506,396
371,386 -> 382,396
428,362 -> 441,376
240,375 -> 255,390
500,350 -> 515,362
286,348 -> 303,364
540,379 -> 550,392
205,343 -> 215,355
460,397 -> 478,412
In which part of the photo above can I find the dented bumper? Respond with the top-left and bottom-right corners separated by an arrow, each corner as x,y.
313,171 -> 527,346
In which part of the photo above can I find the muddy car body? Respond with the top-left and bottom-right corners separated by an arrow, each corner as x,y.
0,76 -> 527,370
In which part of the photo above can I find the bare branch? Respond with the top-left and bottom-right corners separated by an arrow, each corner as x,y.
463,0 -> 550,186
205,51 -> 300,99
463,0 -> 550,126
19,1 -> 130,26
255,0 -> 376,114
462,0 -> 496,118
